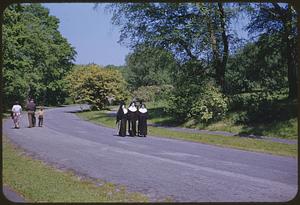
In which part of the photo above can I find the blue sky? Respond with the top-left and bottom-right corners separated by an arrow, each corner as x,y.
43,3 -> 249,66
43,3 -> 130,66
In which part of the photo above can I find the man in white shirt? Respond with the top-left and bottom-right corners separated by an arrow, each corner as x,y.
12,101 -> 22,128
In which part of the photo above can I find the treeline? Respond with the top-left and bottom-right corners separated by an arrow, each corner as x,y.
108,2 -> 298,123
3,4 -> 76,108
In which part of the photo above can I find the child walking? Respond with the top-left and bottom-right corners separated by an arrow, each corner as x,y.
37,107 -> 44,127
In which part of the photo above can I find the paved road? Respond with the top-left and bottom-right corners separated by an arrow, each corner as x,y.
2,186 -> 25,203
3,106 -> 298,202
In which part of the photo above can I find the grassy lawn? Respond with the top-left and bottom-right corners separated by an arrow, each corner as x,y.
77,110 -> 297,158
2,136 -> 149,202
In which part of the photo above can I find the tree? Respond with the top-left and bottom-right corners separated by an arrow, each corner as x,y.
107,3 -> 237,90
65,65 -> 128,109
197,3 -> 229,91
123,45 -> 177,90
246,3 -> 298,98
2,4 -> 76,108
226,34 -> 288,94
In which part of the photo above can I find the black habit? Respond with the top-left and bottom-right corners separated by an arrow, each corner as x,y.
116,107 -> 127,137
128,107 -> 138,136
138,109 -> 148,137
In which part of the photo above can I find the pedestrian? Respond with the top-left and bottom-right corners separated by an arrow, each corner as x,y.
11,101 -> 22,129
127,101 -> 138,137
26,99 -> 36,128
138,103 -> 148,137
32,110 -> 36,127
37,107 -> 44,127
116,102 -> 128,137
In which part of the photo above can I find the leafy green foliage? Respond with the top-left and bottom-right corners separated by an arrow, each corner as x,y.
108,3 -> 236,62
3,4 -> 76,108
245,3 -> 298,98
189,83 -> 228,122
132,85 -> 174,103
166,80 -> 228,123
65,65 -> 128,110
226,35 -> 288,94
108,3 -> 240,90
123,45 -> 177,90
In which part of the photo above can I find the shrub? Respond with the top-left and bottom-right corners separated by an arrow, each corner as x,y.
189,83 -> 228,122
166,82 -> 228,123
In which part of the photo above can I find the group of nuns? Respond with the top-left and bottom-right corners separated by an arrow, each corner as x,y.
116,101 -> 148,137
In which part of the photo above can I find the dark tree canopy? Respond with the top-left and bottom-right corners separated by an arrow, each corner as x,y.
108,3 -> 240,90
245,3 -> 298,98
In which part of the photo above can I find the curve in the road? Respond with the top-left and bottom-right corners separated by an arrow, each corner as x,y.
3,106 -> 298,202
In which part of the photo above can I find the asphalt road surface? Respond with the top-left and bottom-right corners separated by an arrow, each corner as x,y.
3,106 -> 298,202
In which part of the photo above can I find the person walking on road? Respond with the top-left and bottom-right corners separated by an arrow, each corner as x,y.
138,103 -> 148,137
116,102 -> 128,137
127,101 -> 138,137
26,99 -> 36,128
11,101 -> 22,129
37,107 -> 44,127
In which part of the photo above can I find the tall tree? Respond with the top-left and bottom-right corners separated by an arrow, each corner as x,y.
198,3 -> 229,91
123,45 -> 177,90
226,35 -> 288,94
246,3 -> 298,98
3,4 -> 76,107
107,3 -> 235,90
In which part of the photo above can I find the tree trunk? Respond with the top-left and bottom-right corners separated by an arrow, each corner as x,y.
207,6 -> 222,88
284,4 -> 297,99
218,3 -> 229,92
207,3 -> 228,92
273,3 -> 297,98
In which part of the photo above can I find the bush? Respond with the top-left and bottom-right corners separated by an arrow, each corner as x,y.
189,83 -> 228,122
166,82 -> 228,123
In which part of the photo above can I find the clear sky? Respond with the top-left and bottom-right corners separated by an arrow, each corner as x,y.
43,3 -> 131,66
43,3 -> 249,66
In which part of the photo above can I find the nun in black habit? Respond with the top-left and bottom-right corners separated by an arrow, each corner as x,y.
116,102 -> 128,137
127,101 -> 138,136
138,103 -> 149,137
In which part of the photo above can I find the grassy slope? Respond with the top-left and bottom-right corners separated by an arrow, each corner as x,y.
77,111 -> 297,158
184,114 -> 298,139
145,101 -> 298,139
2,136 -> 149,202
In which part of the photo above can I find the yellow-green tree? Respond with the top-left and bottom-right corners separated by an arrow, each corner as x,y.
65,65 -> 128,109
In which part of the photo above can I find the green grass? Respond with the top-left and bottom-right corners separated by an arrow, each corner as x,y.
77,110 -> 297,158
2,136 -> 149,202
145,100 -> 298,139
184,113 -> 298,140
